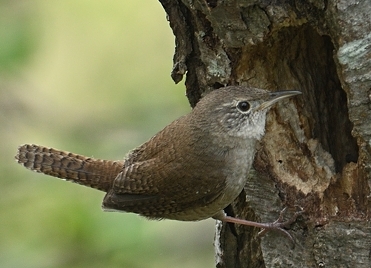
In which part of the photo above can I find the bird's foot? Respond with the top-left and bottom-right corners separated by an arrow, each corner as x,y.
216,207 -> 304,246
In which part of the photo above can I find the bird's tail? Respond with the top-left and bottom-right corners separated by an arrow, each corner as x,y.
15,144 -> 124,192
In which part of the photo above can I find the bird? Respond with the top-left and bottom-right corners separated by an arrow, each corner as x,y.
15,86 -> 301,238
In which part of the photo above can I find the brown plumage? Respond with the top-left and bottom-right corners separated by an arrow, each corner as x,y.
16,86 -> 301,236
16,144 -> 124,192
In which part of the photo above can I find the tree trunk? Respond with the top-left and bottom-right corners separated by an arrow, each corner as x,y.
159,0 -> 371,267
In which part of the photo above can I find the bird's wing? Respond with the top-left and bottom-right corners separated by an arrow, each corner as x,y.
102,113 -> 230,218
102,145 -> 228,218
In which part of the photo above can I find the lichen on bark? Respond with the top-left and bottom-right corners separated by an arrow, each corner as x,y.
159,0 -> 371,267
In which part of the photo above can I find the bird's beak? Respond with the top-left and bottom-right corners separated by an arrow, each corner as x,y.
258,90 -> 302,110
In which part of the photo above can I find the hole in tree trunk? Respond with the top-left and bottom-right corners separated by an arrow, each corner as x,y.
237,25 -> 359,173
286,27 -> 359,173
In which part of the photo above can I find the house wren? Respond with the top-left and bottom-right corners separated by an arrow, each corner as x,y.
16,86 -> 301,236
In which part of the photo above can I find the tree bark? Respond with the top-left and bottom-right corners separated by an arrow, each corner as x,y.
159,0 -> 371,267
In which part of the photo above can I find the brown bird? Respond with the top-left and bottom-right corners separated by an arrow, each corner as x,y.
16,86 -> 301,238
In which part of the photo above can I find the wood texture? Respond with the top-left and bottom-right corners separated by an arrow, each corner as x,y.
159,0 -> 371,267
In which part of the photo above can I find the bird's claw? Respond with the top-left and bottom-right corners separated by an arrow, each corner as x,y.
257,206 -> 304,247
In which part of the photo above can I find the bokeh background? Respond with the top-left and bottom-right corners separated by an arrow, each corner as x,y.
0,1 -> 215,267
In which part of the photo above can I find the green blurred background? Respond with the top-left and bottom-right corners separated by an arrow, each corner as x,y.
0,1 -> 215,267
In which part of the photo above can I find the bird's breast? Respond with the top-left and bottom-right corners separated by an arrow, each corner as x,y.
223,147 -> 254,194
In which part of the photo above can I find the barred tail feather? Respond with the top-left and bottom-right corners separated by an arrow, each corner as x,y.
16,144 -> 124,192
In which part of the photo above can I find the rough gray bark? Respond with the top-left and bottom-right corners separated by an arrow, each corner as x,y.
159,0 -> 371,267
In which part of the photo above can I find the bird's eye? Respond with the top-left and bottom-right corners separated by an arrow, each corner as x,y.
237,101 -> 251,112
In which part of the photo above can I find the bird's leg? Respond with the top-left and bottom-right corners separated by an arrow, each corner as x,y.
214,207 -> 304,245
